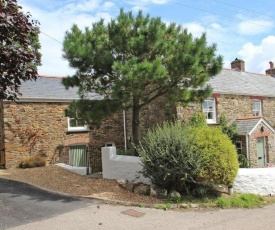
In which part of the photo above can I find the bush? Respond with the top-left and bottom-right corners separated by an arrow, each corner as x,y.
19,154 -> 46,168
138,122 -> 239,194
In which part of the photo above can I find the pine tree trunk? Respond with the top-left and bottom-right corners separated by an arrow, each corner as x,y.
132,97 -> 140,146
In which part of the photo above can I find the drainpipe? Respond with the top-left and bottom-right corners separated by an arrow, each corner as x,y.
123,110 -> 127,151
246,135 -> 249,160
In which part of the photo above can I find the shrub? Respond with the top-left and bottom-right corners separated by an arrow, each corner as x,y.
138,122 -> 239,194
19,154 -> 46,168
191,126 -> 239,185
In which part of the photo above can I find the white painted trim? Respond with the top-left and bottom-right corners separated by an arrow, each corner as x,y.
67,117 -> 89,132
246,135 -> 249,160
249,118 -> 275,135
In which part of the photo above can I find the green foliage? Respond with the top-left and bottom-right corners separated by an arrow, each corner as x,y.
219,113 -> 238,143
62,9 -> 223,144
138,122 -> 239,195
216,193 -> 266,209
0,0 -> 41,101
116,149 -> 137,156
189,112 -> 207,127
19,154 -> 46,168
238,154 -> 250,168
191,126 -> 239,185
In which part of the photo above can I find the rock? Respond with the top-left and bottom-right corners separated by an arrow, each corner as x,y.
117,179 -> 134,192
179,203 -> 189,209
168,190 -> 181,198
133,183 -> 150,195
117,179 -> 127,185
190,203 -> 199,208
150,184 -> 168,198
125,183 -> 134,192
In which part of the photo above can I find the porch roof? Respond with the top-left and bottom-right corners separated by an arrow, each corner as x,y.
234,116 -> 275,135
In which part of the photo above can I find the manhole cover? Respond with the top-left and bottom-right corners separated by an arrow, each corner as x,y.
121,209 -> 145,218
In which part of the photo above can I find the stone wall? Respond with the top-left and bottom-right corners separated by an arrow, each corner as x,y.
177,93 -> 275,125
102,146 -> 151,184
0,101 -> 4,167
248,123 -> 275,167
4,102 -> 70,168
234,168 -> 275,196
125,95 -> 176,147
3,101 -> 126,168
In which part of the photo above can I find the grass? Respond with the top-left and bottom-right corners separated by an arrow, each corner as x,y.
165,193 -> 275,209
215,193 -> 273,209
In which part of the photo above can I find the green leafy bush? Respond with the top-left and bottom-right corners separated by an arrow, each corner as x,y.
138,122 -> 239,194
19,154 -> 46,168
191,126 -> 239,185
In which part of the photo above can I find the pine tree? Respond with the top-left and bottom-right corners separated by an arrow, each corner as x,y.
62,9 -> 223,145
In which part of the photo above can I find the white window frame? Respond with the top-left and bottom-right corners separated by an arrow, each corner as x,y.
202,98 -> 216,124
67,117 -> 89,132
253,99 -> 262,116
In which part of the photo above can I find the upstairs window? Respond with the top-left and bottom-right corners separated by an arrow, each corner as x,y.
253,100 -> 262,116
67,117 -> 89,132
202,99 -> 216,124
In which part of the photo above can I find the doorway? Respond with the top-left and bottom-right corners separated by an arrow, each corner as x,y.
256,137 -> 266,167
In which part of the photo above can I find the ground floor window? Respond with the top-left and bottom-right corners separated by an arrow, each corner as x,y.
69,145 -> 88,167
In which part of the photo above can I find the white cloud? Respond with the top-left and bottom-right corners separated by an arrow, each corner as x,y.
19,0 -> 117,76
238,36 -> 275,73
238,19 -> 273,35
182,22 -> 205,38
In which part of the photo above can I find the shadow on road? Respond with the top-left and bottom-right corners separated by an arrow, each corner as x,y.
0,177 -> 84,203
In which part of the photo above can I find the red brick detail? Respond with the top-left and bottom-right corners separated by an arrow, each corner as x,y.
253,131 -> 270,138
212,93 -> 221,98
249,96 -> 265,100
236,116 -> 262,120
64,138 -> 90,146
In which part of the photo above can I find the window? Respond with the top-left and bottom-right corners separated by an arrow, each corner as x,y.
69,145 -> 88,167
235,141 -> 242,155
253,100 -> 262,116
67,117 -> 89,132
202,99 -> 216,124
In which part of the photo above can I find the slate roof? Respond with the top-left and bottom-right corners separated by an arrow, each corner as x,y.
17,76 -> 102,102
208,69 -> 275,97
234,117 -> 262,135
16,67 -> 275,101
234,117 -> 275,135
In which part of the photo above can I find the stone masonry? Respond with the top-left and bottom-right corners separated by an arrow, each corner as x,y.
0,101 -> 4,167
3,101 -> 126,168
177,93 -> 275,167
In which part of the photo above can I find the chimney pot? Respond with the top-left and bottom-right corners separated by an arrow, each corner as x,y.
231,58 -> 245,72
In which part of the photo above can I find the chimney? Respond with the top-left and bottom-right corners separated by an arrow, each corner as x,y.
265,61 -> 275,76
231,58 -> 245,72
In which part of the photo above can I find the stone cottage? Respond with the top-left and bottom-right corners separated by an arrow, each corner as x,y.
0,75 -> 170,170
1,59 -> 275,170
177,59 -> 275,167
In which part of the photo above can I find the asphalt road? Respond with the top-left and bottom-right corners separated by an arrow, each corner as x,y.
0,178 -> 98,230
2,178 -> 275,230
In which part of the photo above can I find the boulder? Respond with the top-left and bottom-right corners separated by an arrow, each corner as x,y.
133,183 -> 150,195
150,184 -> 168,198
168,190 -> 181,198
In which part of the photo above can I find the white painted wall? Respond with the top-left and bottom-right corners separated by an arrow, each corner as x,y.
102,147 -> 275,195
101,147 -> 151,184
233,168 -> 275,196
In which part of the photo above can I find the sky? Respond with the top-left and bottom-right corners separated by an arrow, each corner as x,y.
18,0 -> 275,76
